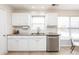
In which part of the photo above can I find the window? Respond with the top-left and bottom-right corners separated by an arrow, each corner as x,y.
71,17 -> 79,39
71,17 -> 79,28
31,16 -> 45,33
58,17 -> 69,28
58,17 -> 70,40
58,16 -> 79,40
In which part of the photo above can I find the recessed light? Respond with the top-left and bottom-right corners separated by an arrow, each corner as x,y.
31,11 -> 36,13
32,6 -> 35,9
41,6 -> 45,9
40,12 -> 45,15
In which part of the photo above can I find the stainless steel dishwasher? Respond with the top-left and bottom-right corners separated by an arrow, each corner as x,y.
46,34 -> 59,52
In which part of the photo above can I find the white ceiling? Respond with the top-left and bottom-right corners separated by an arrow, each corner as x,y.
7,4 -> 79,11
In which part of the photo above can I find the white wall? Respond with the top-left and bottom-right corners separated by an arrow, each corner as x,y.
58,10 -> 79,16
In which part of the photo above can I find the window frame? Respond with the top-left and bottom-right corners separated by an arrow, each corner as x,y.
31,15 -> 46,33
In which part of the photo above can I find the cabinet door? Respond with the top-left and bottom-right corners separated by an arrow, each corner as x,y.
8,39 -> 19,51
35,36 -> 46,51
12,13 -> 28,26
29,36 -> 46,51
19,39 -> 29,51
47,13 -> 57,25
29,38 -> 37,51
37,38 -> 46,51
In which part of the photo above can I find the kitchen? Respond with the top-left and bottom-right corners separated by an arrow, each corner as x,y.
8,5 -> 59,52
0,4 -> 79,55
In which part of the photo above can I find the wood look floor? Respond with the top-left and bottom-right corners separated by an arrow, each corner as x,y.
7,47 -> 79,55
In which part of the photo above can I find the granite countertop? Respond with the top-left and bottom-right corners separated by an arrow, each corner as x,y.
8,33 -> 59,36
7,33 -> 46,36
46,33 -> 60,36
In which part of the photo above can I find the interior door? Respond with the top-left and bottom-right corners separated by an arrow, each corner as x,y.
0,9 -> 8,54
0,9 -> 7,35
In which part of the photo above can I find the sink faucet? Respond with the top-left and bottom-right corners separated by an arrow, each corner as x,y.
37,27 -> 40,34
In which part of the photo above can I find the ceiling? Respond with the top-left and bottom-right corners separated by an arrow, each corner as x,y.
7,4 -> 79,11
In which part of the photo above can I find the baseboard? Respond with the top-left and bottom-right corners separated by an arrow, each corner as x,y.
0,51 -> 8,55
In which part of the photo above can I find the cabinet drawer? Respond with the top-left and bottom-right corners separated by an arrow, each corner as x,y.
8,36 -> 31,39
33,36 -> 46,39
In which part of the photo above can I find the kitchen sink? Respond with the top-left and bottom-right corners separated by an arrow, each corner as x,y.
31,33 -> 45,36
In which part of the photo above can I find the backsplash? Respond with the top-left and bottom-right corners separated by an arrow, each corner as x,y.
12,26 -> 57,34
12,27 -> 31,34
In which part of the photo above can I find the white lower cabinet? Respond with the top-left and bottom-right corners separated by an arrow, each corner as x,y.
8,39 -> 29,51
18,39 -> 29,51
29,36 -> 46,51
8,38 -> 19,51
8,36 -> 46,51
37,39 -> 46,51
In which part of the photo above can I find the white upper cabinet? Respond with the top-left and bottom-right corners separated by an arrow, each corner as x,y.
12,13 -> 29,26
47,13 -> 57,26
